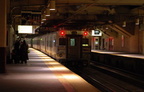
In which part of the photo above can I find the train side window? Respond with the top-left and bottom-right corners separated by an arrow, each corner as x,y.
59,38 -> 66,45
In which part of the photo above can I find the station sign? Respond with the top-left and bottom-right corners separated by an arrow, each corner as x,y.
18,25 -> 39,34
91,30 -> 102,36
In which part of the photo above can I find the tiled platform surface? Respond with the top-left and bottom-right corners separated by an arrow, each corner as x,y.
0,48 -> 101,92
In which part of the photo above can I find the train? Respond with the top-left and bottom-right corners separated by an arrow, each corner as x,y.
25,28 -> 144,76
30,29 -> 91,66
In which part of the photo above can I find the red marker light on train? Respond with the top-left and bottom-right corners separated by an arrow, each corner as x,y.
60,30 -> 66,36
83,31 -> 88,36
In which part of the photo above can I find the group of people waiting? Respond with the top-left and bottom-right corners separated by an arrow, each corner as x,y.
11,39 -> 29,64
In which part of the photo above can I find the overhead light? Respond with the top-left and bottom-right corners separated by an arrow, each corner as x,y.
41,21 -> 44,24
122,21 -> 126,27
45,8 -> 50,16
49,0 -> 55,10
42,15 -> 46,20
105,27 -> 109,29
135,18 -> 139,25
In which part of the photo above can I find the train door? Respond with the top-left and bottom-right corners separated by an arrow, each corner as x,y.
109,37 -> 114,50
66,35 -> 82,63
92,37 -> 100,50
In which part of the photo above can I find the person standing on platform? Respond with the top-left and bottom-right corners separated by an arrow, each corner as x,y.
19,40 -> 29,64
12,39 -> 21,64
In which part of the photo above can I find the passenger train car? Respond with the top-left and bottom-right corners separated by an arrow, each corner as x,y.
32,29 -> 91,66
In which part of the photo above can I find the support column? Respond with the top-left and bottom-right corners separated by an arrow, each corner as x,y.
0,0 -> 7,73
142,31 -> 144,54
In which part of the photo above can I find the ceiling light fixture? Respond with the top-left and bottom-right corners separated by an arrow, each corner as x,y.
42,15 -> 46,20
49,0 -> 56,10
45,8 -> 50,16
122,21 -> 126,27
135,18 -> 139,25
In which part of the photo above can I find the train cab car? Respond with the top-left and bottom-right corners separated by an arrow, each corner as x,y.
32,29 -> 91,66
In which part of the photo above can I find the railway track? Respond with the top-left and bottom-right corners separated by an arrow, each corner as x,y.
66,62 -> 144,92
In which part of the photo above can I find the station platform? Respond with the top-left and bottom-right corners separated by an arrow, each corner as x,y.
91,50 -> 144,75
0,48 -> 100,92
91,50 -> 144,59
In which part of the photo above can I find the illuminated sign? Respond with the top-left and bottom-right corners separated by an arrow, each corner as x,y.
91,30 -> 102,36
18,25 -> 39,34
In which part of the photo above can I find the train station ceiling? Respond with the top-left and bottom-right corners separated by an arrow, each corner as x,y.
9,0 -> 144,35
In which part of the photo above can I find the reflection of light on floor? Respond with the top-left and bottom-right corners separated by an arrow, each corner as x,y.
63,74 -> 79,79
115,54 -> 134,58
28,59 -> 45,61
119,55 -> 129,57
45,62 -> 60,65
30,51 -> 48,57
28,57 -> 51,59
4,74 -> 56,79
39,68 -> 50,71
49,66 -> 68,71
28,58 -> 55,62
44,58 -> 55,61
29,48 -> 79,80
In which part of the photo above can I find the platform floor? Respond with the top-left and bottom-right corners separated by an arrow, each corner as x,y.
0,48 -> 100,92
92,50 -> 144,59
